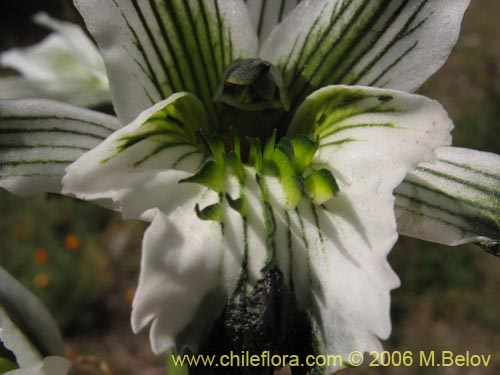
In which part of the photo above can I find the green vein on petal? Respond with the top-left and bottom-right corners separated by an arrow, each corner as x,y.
103,92 -> 209,165
260,0 -> 470,116
396,147 -> 500,254
74,0 -> 258,124
244,0 -> 302,42
0,99 -> 119,196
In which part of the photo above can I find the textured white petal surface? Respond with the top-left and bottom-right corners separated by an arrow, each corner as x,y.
396,147 -> 500,248
62,94 -> 208,220
132,209 -> 227,354
0,99 -> 119,196
260,0 -> 470,114
244,0 -> 301,42
285,85 -> 453,370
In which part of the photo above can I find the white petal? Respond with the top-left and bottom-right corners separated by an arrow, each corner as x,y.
0,99 -> 120,196
289,86 -> 453,186
1,34 -> 76,82
396,147 -> 500,252
284,85 -> 453,370
0,266 -> 65,359
0,307 -> 41,368
131,170 -> 271,355
62,93 -> 209,220
74,0 -> 258,124
0,14 -> 110,108
244,0 -> 301,42
260,0 -> 470,114
33,13 -> 107,80
132,209 -> 226,354
5,357 -> 70,375
0,77 -> 112,109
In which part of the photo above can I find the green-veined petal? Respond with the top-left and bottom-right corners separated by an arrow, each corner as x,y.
74,0 -> 258,124
62,93 -> 209,220
260,0 -> 470,115
395,147 -> 500,255
0,99 -> 120,196
0,13 -> 110,108
244,0 -> 301,42
283,85 -> 453,371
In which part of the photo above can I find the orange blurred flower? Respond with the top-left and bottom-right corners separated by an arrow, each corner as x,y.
11,225 -> 28,240
64,234 -> 81,251
33,248 -> 49,265
34,273 -> 50,288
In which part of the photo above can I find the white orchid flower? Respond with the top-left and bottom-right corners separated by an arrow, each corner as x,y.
0,13 -> 110,108
0,267 -> 70,375
0,1 -> 498,374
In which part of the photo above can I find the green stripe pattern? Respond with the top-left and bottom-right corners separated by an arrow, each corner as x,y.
104,93 -> 209,169
260,0 -> 469,116
75,0 -> 258,124
395,147 -> 500,254
244,0 -> 302,41
288,86 -> 401,147
0,99 -> 120,194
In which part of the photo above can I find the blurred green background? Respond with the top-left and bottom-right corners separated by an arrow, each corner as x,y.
0,1 -> 499,374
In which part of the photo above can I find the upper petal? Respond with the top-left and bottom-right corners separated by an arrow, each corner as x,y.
260,0 -> 470,115
396,146 -> 500,254
74,0 -> 258,124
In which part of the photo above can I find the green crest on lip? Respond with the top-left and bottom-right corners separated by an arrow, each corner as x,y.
181,131 -> 338,212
